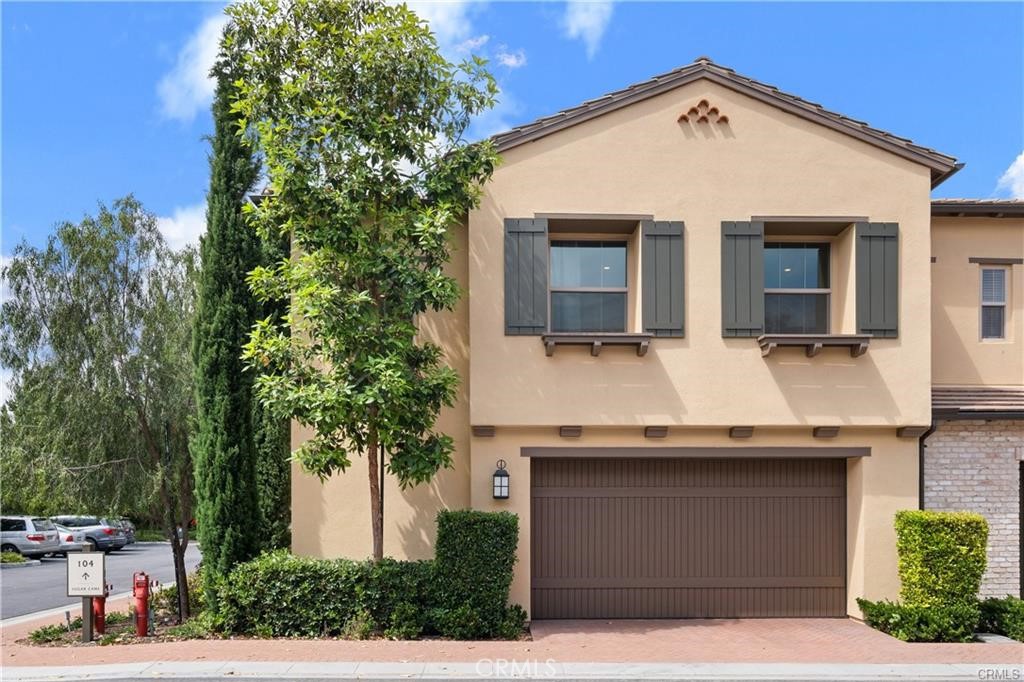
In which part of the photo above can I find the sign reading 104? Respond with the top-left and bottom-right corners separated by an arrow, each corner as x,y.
67,554 -> 105,597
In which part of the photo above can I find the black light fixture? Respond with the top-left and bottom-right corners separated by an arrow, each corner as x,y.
493,460 -> 509,499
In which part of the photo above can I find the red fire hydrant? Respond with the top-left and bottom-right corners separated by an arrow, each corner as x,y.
92,582 -> 111,634
133,572 -> 150,637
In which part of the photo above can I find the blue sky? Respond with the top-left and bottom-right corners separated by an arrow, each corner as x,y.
3,1 -> 1023,256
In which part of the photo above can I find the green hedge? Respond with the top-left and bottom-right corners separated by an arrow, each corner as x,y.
895,510 -> 988,608
857,598 -> 979,643
434,510 -> 520,638
980,596 -> 1024,642
215,552 -> 433,638
212,510 -> 525,640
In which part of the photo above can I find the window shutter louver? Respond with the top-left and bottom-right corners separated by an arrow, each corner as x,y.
721,221 -> 765,337
504,218 -> 549,335
642,220 -> 685,337
855,222 -> 899,338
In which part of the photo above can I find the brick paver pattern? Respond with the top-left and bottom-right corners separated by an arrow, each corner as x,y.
2,596 -> 1022,668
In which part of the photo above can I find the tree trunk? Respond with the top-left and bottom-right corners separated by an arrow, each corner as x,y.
168,529 -> 191,623
367,433 -> 383,562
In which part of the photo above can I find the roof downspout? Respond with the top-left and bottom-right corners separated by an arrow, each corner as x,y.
918,419 -> 938,510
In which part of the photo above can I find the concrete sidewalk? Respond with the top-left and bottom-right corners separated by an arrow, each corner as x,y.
4,660 -> 1024,681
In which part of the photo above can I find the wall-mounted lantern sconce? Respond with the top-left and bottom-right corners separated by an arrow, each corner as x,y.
493,460 -> 510,499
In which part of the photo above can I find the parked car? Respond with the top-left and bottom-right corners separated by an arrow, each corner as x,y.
116,518 -> 136,545
51,523 -> 86,557
1,516 -> 61,558
50,516 -> 127,553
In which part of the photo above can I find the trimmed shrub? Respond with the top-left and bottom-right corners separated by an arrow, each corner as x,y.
215,551 -> 431,638
434,510 -> 520,638
980,596 -> 1024,642
895,510 -> 988,608
213,511 -> 524,640
857,598 -> 979,643
497,604 -> 528,640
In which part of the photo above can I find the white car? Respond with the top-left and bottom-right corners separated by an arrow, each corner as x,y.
1,516 -> 61,558
51,523 -> 86,557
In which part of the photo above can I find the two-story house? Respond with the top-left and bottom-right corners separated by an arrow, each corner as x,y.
292,58 -> 1023,619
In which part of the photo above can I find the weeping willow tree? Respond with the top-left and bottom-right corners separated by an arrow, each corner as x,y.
0,196 -> 198,621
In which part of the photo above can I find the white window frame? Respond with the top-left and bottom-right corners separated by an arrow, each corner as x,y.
980,266 -> 1008,341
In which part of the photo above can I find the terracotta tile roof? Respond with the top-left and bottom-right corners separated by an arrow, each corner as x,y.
491,57 -> 962,188
931,200 -> 1024,217
933,385 -> 1024,418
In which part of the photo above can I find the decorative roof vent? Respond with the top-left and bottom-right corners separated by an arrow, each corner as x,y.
678,99 -> 729,125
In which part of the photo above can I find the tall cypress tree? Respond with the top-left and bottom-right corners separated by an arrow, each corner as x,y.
192,54 -> 263,582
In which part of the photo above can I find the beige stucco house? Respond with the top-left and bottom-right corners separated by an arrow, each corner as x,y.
292,58 -> 1023,619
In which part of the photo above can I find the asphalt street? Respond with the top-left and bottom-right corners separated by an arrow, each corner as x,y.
0,542 -> 202,620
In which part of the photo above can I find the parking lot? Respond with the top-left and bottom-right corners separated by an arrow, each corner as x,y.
0,542 -> 202,620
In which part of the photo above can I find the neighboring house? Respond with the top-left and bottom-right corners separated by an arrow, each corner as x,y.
292,58 -> 1022,619
927,200 -> 1023,599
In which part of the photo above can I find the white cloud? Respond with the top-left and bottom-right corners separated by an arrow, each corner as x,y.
469,88 -> 523,140
996,151 -> 1024,199
456,34 -> 490,52
157,203 -> 207,250
0,253 -> 12,305
405,1 -> 479,47
562,0 -> 613,59
157,13 -> 228,122
496,47 -> 527,69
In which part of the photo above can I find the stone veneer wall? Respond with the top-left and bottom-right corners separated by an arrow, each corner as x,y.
924,420 -> 1022,598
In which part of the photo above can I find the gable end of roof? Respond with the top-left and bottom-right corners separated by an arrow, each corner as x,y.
492,59 -> 961,188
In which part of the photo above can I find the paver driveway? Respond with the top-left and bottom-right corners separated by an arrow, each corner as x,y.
2,609 -> 1022,669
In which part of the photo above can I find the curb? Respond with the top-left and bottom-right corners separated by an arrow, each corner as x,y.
0,560 -> 42,570
3,661 -> 1023,681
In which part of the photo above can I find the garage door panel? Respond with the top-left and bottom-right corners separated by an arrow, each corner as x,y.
531,458 -> 846,619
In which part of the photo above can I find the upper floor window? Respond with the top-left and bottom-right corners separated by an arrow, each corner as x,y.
763,243 -> 830,334
550,240 -> 627,332
981,267 -> 1007,340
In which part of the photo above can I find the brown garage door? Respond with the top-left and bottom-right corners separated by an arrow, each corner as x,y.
531,458 -> 846,619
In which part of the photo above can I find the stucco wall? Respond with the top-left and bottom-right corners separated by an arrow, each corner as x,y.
469,79 -> 934,429
924,420 -> 1023,598
469,427 -> 919,618
931,217 -> 1024,386
290,222 -> 472,561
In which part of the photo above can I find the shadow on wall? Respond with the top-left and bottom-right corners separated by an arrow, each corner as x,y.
930,296 -> 984,385
761,344 -> 901,424
394,220 -> 472,559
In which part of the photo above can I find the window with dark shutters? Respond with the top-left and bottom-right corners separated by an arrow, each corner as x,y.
855,222 -> 899,338
721,221 -> 765,337
504,218 -> 549,335
641,220 -> 685,337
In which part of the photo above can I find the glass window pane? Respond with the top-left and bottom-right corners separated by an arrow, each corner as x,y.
764,247 -> 781,289
982,306 -> 1005,339
765,243 -> 829,289
982,269 -> 1006,304
551,241 -> 626,288
764,293 -> 829,334
551,292 -> 626,332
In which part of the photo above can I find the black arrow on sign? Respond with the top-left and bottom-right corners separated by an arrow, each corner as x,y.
82,572 -> 90,580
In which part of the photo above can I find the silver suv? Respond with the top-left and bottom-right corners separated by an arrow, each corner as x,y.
51,516 -> 127,553
1,516 -> 61,558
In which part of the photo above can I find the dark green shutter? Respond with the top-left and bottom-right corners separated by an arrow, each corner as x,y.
642,220 -> 685,337
856,222 -> 899,338
504,218 -> 548,335
721,221 -> 765,337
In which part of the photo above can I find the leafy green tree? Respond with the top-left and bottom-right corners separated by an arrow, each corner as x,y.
191,55 -> 264,581
0,197 -> 198,621
230,0 -> 498,560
